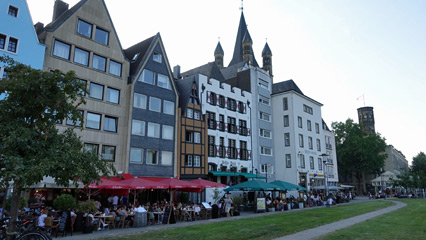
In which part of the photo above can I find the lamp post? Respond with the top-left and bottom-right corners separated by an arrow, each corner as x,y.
320,153 -> 329,197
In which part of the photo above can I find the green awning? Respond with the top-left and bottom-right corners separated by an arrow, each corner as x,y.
209,171 -> 239,177
239,172 -> 266,179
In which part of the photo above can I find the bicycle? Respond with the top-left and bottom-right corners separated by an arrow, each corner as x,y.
0,217 -> 51,240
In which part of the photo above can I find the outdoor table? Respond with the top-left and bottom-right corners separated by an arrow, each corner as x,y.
153,211 -> 164,224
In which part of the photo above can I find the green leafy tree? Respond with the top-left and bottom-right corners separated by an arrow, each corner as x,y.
332,119 -> 387,193
0,56 -> 115,238
411,152 -> 426,174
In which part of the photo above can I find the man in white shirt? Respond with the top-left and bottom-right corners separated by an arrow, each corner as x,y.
38,210 -> 48,227
112,195 -> 119,208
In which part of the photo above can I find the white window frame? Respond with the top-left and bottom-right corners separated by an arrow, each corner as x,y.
163,100 -> 174,115
260,129 -> 271,139
193,155 -> 201,167
162,125 -> 174,140
133,93 -> 147,109
146,149 -> 159,165
131,119 -> 145,136
162,151 -> 173,166
259,111 -> 271,122
149,97 -> 161,112
147,122 -> 160,138
130,148 -> 143,163
260,146 -> 272,156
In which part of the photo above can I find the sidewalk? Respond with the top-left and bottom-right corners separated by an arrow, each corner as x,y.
59,197 -> 373,240
274,199 -> 406,240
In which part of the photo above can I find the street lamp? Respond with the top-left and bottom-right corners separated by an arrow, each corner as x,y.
320,153 -> 329,197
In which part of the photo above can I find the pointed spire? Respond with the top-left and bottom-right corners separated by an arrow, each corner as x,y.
242,30 -> 252,44
214,41 -> 224,55
262,42 -> 272,56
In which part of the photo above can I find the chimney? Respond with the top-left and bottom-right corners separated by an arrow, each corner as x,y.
52,0 -> 69,21
173,65 -> 181,79
34,22 -> 44,35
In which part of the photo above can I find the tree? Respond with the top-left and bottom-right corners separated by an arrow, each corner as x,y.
411,152 -> 426,174
0,56 -> 115,239
332,119 -> 387,193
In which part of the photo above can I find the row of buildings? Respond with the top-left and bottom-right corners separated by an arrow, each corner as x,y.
1,0 -> 339,193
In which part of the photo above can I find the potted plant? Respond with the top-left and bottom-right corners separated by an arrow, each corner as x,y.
232,196 -> 243,215
53,194 -> 76,212
267,202 -> 275,212
78,200 -> 97,234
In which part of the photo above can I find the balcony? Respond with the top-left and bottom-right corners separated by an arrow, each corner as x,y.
208,145 -> 251,161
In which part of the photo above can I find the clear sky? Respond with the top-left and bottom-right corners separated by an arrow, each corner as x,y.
27,0 -> 426,164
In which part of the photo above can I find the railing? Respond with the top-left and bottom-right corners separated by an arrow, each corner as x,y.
211,122 -> 250,136
208,145 -> 251,160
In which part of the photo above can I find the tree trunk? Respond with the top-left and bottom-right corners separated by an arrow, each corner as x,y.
6,186 -> 22,240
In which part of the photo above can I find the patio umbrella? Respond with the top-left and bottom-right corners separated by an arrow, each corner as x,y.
224,180 -> 284,192
121,177 -> 168,190
269,180 -> 307,191
88,178 -> 128,189
189,179 -> 226,188
159,178 -> 199,189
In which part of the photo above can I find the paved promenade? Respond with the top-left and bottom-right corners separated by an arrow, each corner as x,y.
59,197 -> 403,240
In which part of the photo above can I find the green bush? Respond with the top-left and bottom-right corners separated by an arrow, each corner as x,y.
53,194 -> 76,211
78,200 -> 97,213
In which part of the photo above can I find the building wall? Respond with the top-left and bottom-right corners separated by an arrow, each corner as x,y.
40,0 -> 130,173
384,145 -> 409,175
323,125 -> 339,187
0,0 -> 45,70
272,90 -> 324,191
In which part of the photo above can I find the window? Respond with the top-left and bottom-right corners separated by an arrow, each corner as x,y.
0,34 -> 6,49
307,120 -> 312,131
77,19 -> 92,38
219,95 -> 225,108
193,110 -> 201,120
238,101 -> 245,113
186,108 -> 193,119
317,139 -> 321,151
138,69 -> 154,84
283,115 -> 289,127
258,79 -> 268,89
130,148 -> 143,163
133,93 -> 147,109
86,112 -> 101,129
153,52 -> 162,63
157,74 -> 171,89
219,137 -> 225,158
7,37 -> 18,53
284,133 -> 290,146
240,141 -> 248,160
53,40 -> 70,60
149,97 -> 161,112
162,151 -> 173,166
261,146 -> 272,156
318,158 -> 323,170
283,97 -> 288,110
260,129 -> 271,139
286,154 -> 291,168
228,139 -> 237,159
310,156 -> 314,170
162,125 -> 174,140
207,112 -> 216,129
89,83 -> 104,100
84,143 -> 99,154
227,98 -> 236,111
315,123 -> 320,134
185,155 -> 193,167
208,92 -> 216,105
109,60 -> 122,77
218,115 -> 225,131
95,27 -> 109,45
104,116 -> 117,132
186,131 -> 200,143
92,54 -> 106,71
259,96 -> 270,105
132,120 -> 145,136
308,137 -> 313,149
146,150 -> 158,165
299,134 -> 304,148
227,117 -> 237,134
239,119 -> 248,136
259,112 -> 271,122
208,136 -> 216,157
163,100 -> 174,115
300,154 -> 305,169
73,47 -> 89,66
298,116 -> 303,128
106,87 -> 119,104
147,122 -> 160,138
193,155 -> 201,167
8,6 -> 18,17
78,79 -> 87,96
102,145 -> 115,161
303,104 -> 313,115
66,110 -> 83,126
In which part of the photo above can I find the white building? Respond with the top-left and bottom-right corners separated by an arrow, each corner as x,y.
272,80 -> 337,192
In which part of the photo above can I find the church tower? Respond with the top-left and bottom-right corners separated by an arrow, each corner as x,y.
242,30 -> 253,65
262,42 -> 273,77
357,107 -> 375,134
214,41 -> 224,69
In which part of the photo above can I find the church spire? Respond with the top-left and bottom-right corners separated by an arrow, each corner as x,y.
214,40 -> 224,69
262,41 -> 273,78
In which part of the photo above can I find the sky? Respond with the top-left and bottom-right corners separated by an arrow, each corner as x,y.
26,0 -> 426,164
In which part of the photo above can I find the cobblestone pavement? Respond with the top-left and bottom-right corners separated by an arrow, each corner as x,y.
58,196 -> 389,240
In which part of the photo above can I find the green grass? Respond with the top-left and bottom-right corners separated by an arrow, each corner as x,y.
99,201 -> 392,240
318,199 -> 426,240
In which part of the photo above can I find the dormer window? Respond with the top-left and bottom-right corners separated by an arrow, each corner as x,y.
77,19 -> 92,38
153,52 -> 162,63
132,53 -> 140,62
8,6 -> 18,17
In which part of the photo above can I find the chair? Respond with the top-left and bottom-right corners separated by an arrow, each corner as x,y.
104,215 -> 115,230
69,215 -> 76,236
117,215 -> 129,228
43,217 -> 57,235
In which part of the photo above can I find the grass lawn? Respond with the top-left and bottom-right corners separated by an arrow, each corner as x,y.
99,201 -> 392,240
318,199 -> 426,240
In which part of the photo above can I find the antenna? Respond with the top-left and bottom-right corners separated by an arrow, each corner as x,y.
240,0 -> 244,12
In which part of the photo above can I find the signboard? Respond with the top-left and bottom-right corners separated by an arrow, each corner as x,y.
256,198 -> 266,213
58,211 -> 68,233
202,202 -> 212,209
162,206 -> 175,224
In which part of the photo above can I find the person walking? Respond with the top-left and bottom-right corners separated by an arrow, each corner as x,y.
224,194 -> 233,217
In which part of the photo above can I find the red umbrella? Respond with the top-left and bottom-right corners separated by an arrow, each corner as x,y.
189,178 -> 226,188
121,178 -> 168,190
88,178 -> 127,189
159,178 -> 198,189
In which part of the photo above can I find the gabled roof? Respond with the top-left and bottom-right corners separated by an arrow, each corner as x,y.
322,119 -> 331,131
181,62 -> 225,82
44,0 -> 87,31
272,79 -> 304,95
262,42 -> 272,56
214,41 -> 224,55
124,35 -> 156,79
228,12 -> 259,67
174,76 -> 198,114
